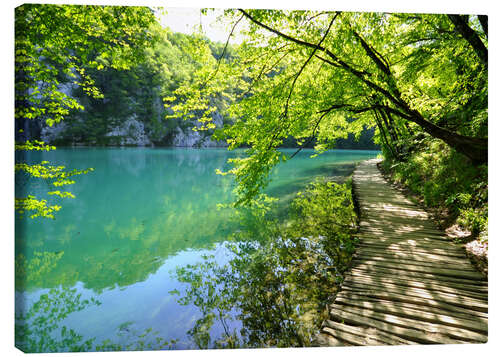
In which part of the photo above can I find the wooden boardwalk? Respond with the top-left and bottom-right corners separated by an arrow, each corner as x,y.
315,159 -> 488,346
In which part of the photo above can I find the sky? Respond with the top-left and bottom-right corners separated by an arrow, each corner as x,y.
157,8 -> 233,43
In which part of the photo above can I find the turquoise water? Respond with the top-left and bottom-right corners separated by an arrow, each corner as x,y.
15,147 -> 378,351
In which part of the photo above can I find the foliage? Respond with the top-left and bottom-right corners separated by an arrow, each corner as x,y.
15,251 -> 177,352
15,287 -> 100,352
35,26 -> 237,147
381,137 -> 487,238
15,4 -> 157,217
15,159 -> 94,218
167,10 -> 487,205
290,179 -> 358,265
16,285 -> 177,353
171,179 -> 357,348
15,251 -> 65,290
15,4 -> 156,127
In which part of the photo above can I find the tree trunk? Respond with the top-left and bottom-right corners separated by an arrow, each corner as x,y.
407,109 -> 487,164
448,15 -> 488,68
373,111 -> 399,160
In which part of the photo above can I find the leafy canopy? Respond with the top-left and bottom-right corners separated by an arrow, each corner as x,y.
167,10 -> 487,205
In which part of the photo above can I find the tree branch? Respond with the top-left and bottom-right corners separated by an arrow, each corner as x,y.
239,9 -> 327,52
264,12 -> 339,150
288,106 -> 336,159
478,15 -> 488,38
204,14 -> 244,85
238,48 -> 295,100
282,13 -> 339,119
352,30 -> 390,75
448,14 -> 488,67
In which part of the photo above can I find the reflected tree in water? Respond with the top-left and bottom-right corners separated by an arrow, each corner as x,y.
15,250 -> 178,352
172,179 -> 357,348
16,285 -> 178,353
15,286 -> 100,352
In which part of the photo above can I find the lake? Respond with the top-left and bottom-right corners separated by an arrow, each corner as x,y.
15,147 -> 379,351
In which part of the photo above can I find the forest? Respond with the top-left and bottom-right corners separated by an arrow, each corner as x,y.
14,4 -> 487,352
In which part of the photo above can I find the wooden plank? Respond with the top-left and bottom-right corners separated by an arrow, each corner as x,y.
351,259 -> 485,280
334,296 -> 488,333
330,304 -> 487,342
356,200 -> 417,208
357,233 -> 465,248
346,269 -> 488,295
350,265 -> 487,288
314,332 -> 346,347
359,234 -> 453,246
361,207 -> 429,218
359,230 -> 451,243
322,319 -> 416,345
321,326 -> 385,346
359,210 -> 432,220
357,242 -> 468,259
359,222 -> 439,233
341,280 -> 488,312
357,236 -> 465,251
343,272 -> 488,300
358,228 -> 454,242
357,248 -> 475,266
356,195 -> 416,202
336,288 -> 488,318
334,293 -> 488,324
329,306 -> 463,344
353,252 -> 479,272
357,200 -> 422,209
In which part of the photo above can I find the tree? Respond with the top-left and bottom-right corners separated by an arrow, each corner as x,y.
167,9 -> 487,205
15,4 -> 157,217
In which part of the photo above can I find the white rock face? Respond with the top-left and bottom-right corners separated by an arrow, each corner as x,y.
59,82 -> 77,98
41,121 -> 67,143
171,110 -> 227,147
106,115 -> 151,146
172,127 -> 202,147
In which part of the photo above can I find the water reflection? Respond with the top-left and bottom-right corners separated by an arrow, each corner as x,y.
171,180 -> 359,348
15,148 -> 378,351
